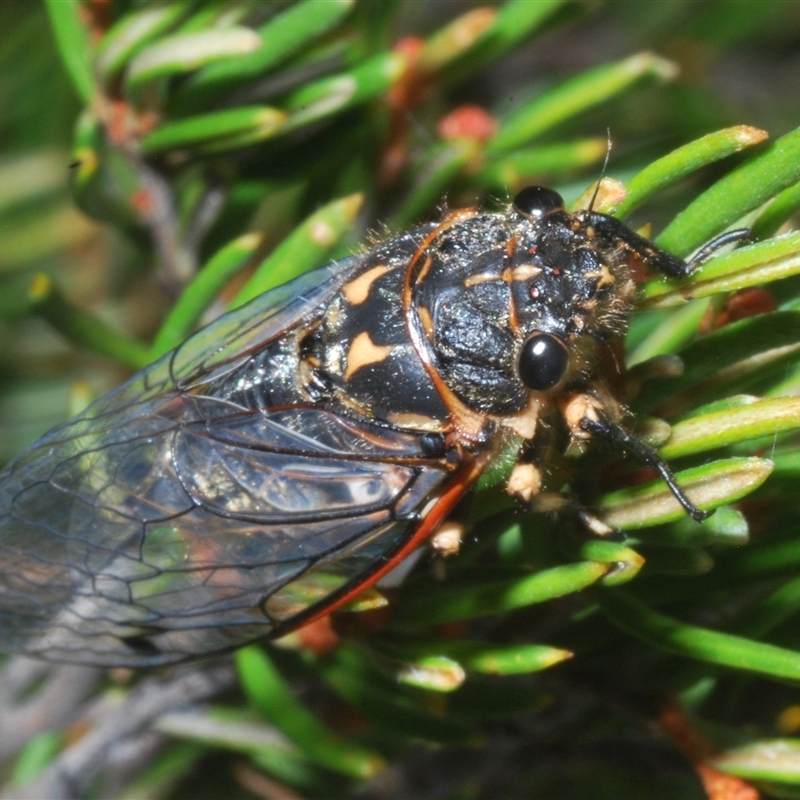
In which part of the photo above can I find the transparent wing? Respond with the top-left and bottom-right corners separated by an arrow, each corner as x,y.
0,256 -> 453,666
100,255 -> 360,412
0,391 -> 450,666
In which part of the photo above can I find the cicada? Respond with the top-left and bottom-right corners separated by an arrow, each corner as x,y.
0,187 -> 748,666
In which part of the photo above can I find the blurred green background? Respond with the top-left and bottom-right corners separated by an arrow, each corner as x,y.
4,2 -> 800,799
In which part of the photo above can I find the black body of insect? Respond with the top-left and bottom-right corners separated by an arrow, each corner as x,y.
0,187 -> 748,666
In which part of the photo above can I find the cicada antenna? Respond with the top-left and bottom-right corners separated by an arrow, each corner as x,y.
587,128 -> 613,214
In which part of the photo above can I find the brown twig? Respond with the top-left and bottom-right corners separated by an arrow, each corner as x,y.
2,661 -> 235,800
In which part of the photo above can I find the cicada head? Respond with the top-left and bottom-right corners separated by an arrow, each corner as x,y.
414,186 -> 639,420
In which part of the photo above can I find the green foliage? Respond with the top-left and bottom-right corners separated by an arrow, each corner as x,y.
5,1 -> 800,798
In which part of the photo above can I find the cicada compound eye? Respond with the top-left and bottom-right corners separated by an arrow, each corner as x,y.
513,186 -> 565,220
518,332 -> 569,391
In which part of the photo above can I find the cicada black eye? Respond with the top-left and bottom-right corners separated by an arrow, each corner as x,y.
513,186 -> 565,220
518,332 -> 569,391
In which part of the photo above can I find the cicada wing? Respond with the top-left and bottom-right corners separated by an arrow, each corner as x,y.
170,256 -> 360,390
0,389 -> 452,666
69,256 -> 361,420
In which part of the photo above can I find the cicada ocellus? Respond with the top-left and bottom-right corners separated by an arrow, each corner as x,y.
0,187 -> 749,666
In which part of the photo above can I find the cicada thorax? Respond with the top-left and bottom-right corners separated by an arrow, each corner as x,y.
298,226 -> 452,430
300,195 -> 640,453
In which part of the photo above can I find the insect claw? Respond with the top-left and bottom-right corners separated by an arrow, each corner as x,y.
687,505 -> 713,523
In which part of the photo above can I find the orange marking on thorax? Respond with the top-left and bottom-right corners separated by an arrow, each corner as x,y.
402,208 -> 488,442
344,332 -> 395,379
417,305 -> 435,338
504,235 -> 520,338
342,264 -> 390,305
510,263 -> 542,281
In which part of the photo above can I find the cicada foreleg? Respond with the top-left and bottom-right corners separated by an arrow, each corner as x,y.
582,210 -> 751,278
579,414 -> 711,522
507,385 -> 711,540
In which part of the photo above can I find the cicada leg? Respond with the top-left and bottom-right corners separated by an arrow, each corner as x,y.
504,412 -> 617,538
508,387 -> 711,539
578,415 -> 710,522
583,211 -> 751,278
